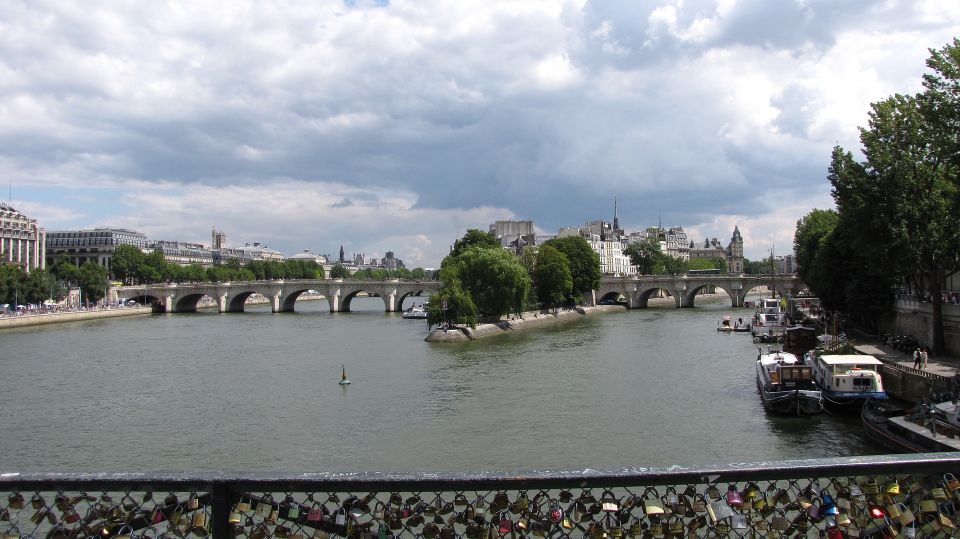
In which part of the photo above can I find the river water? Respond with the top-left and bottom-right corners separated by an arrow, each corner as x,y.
0,293 -> 882,473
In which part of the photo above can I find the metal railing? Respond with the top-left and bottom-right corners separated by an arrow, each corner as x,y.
3,453 -> 960,538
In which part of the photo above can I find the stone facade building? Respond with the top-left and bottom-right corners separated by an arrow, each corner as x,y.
0,202 -> 45,272
688,226 -> 744,274
45,228 -> 149,270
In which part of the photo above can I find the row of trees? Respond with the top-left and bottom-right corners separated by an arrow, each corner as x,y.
426,230 -> 601,328
110,245 -> 431,285
1,261 -> 109,306
795,39 -> 960,353
110,245 -> 325,284
329,264 -> 428,280
622,237 -> 728,275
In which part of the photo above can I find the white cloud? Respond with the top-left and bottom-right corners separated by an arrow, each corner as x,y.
3,0 -> 960,266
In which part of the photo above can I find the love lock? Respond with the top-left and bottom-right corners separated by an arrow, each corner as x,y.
600,490 -> 619,513
642,488 -> 663,516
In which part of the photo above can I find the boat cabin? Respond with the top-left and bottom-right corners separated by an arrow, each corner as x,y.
769,364 -> 813,386
809,354 -> 886,399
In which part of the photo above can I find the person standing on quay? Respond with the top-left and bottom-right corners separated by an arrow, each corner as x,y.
913,347 -> 921,369
921,347 -> 929,370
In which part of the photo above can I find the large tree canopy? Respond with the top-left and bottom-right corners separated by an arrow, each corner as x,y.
793,209 -> 839,287
441,245 -> 530,319
533,244 -> 572,310
824,39 -> 960,350
623,238 -> 660,275
543,236 -> 601,302
450,229 -> 500,258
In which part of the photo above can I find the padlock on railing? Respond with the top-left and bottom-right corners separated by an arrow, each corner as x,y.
946,473 -> 960,492
706,499 -> 733,525
600,490 -> 619,513
724,484 -> 742,508
642,488 -> 663,517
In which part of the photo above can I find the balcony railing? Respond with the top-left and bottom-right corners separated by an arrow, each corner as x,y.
2,453 -> 960,538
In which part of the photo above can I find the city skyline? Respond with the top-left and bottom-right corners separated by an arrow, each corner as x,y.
4,1 -> 959,267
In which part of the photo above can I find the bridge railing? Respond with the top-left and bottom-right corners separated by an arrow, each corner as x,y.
3,453 -> 960,538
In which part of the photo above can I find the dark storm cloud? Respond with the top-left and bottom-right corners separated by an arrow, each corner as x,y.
3,0 -> 959,264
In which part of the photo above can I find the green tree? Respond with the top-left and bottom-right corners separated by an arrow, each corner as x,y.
329,263 -> 350,279
687,257 -> 724,272
78,262 -> 108,303
410,268 -> 426,280
533,244 -> 572,309
50,256 -> 80,286
830,77 -> 960,350
793,209 -> 851,304
141,250 -> 170,283
543,236 -> 601,303
441,245 -> 530,319
426,279 -> 478,328
0,263 -> 22,305
658,254 -> 689,275
110,245 -> 146,284
450,229 -> 500,258
793,209 -> 840,287
624,238 -> 661,275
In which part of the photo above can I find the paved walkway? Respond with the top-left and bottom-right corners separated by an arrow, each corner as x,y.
851,331 -> 959,378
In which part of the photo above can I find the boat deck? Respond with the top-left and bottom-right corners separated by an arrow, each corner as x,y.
888,416 -> 960,451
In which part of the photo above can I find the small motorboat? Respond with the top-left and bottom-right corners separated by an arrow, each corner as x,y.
402,304 -> 428,319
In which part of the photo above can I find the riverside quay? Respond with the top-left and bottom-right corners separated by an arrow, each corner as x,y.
2,453 -> 960,538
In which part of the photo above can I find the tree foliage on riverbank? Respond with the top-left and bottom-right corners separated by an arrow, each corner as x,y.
797,38 -> 960,351
429,229 -> 603,327
623,238 -> 725,275
108,244 -> 429,285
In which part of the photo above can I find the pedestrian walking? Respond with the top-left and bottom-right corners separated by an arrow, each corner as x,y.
913,347 -> 921,369
921,348 -> 929,370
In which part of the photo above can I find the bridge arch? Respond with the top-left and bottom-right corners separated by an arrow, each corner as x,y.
278,288 -> 332,313
397,288 -> 431,308
225,291 -> 258,313
339,288 -> 384,312
635,287 -> 681,308
679,283 -> 739,309
174,293 -> 215,313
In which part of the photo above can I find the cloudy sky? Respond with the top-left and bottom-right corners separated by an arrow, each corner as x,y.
4,0 -> 959,267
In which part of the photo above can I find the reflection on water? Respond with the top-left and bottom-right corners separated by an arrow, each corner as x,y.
0,294 -> 887,472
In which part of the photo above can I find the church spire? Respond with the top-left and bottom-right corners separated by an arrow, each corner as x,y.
613,197 -> 619,231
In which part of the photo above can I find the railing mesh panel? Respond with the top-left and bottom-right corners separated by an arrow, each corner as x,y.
3,457 -> 960,538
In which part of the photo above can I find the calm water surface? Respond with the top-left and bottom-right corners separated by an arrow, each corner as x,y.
0,294 -> 882,473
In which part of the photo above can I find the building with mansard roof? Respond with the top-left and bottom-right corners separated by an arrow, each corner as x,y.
45,227 -> 149,270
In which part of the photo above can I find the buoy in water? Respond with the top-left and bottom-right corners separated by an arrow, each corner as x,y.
339,365 -> 351,385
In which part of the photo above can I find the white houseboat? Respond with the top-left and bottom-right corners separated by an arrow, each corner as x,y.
805,353 -> 887,408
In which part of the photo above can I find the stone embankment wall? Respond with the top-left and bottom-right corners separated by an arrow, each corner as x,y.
0,307 -> 152,330
425,305 -> 625,342
888,296 -> 960,355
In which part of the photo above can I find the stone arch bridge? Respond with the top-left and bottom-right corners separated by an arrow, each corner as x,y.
593,274 -> 801,308
113,279 -> 440,314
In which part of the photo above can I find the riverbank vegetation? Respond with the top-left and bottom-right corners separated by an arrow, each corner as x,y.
427,230 -> 600,328
795,38 -> 960,353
